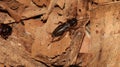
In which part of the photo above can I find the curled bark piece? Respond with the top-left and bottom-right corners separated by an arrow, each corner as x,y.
32,0 -> 50,7
0,40 -> 45,67
0,1 -> 22,22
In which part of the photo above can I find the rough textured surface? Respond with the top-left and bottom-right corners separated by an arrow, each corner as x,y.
1,0 -> 120,67
0,0 -> 90,67
89,2 -> 120,67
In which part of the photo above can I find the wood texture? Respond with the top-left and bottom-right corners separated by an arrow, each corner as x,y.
89,2 -> 120,67
0,0 -> 119,67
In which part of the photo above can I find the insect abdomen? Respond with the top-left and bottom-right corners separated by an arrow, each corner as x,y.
52,23 -> 70,37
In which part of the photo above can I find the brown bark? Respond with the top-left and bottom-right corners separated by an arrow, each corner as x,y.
0,0 -> 119,67
88,1 -> 120,67
0,0 -> 90,67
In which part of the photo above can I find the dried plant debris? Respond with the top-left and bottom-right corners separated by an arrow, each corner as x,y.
32,0 -> 50,7
0,0 -> 26,22
0,0 -> 92,67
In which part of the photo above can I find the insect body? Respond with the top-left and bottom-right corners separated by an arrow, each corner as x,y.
51,18 -> 77,42
0,23 -> 12,39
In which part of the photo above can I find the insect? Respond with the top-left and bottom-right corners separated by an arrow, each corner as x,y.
51,18 -> 78,42
0,23 -> 12,39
